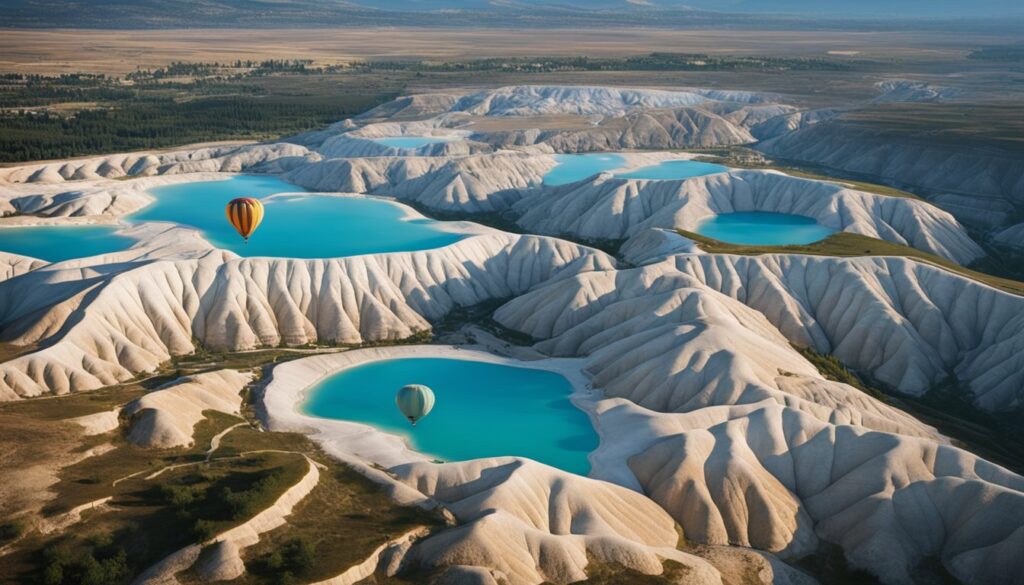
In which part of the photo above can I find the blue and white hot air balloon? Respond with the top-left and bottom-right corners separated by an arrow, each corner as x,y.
395,384 -> 435,426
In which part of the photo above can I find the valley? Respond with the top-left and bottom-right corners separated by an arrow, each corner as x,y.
0,16 -> 1022,585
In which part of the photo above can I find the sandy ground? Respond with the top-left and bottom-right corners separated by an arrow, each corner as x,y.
0,27 -> 1000,75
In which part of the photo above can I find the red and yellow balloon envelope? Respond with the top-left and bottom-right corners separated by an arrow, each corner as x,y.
225,197 -> 264,243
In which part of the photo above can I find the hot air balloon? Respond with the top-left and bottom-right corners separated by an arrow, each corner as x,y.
225,197 -> 264,243
395,384 -> 435,426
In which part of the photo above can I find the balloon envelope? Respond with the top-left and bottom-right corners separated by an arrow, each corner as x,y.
396,384 -> 435,426
225,197 -> 264,241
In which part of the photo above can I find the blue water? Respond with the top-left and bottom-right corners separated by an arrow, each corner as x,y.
303,357 -> 598,475
135,176 -> 463,258
616,159 -> 727,180
696,212 -> 836,246
544,153 -> 626,186
372,136 -> 459,150
0,175 -> 464,262
0,225 -> 135,263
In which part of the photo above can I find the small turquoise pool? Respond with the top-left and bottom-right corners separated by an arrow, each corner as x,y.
544,153 -> 626,186
303,357 -> 598,475
0,175 -> 464,262
0,225 -> 135,263
617,159 -> 727,180
695,212 -> 836,246
543,155 -> 728,186
371,136 -> 460,150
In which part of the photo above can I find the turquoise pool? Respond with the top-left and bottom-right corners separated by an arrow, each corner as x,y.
302,357 -> 598,475
617,159 -> 727,180
371,136 -> 460,150
695,212 -> 836,246
0,225 -> 135,263
0,175 -> 464,262
543,155 -> 728,186
544,153 -> 626,186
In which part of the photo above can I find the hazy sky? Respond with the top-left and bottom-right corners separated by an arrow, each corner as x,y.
362,0 -> 1024,18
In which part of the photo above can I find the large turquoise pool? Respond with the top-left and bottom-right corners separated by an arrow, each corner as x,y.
371,136 -> 461,150
0,175 -> 464,262
544,153 -> 627,186
617,159 -> 727,180
695,212 -> 837,246
302,357 -> 598,475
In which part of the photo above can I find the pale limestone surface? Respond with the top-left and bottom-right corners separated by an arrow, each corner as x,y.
756,121 -> 1024,223
0,252 -> 47,282
0,233 -> 613,398
2,85 -> 1022,585
488,260 -> 1024,585
671,253 -> 1024,410
123,370 -> 250,448
0,142 -> 317,185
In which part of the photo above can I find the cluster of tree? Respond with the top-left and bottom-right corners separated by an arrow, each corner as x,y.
126,59 -> 319,82
0,73 -> 109,84
39,535 -> 129,585
159,464 -> 299,541
250,537 -> 317,584
0,93 -> 386,162
356,52 -> 853,73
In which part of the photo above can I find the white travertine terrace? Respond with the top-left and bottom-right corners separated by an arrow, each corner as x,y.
2,85 -> 1022,585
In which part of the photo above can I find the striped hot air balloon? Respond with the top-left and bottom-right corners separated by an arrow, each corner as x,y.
225,197 -> 264,243
395,384 -> 435,426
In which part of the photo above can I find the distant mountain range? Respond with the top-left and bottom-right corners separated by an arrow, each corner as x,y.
364,0 -> 1022,18
2,0 -> 1020,29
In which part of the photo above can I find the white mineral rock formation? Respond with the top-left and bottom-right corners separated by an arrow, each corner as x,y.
0,142 -> 317,185
0,172 -> 240,222
448,85 -> 771,117
993,222 -> 1024,252
489,259 -> 1024,584
756,121 -> 1024,220
3,84 -> 1023,585
874,79 -> 961,103
669,253 -> 1024,410
513,169 -> 983,265
393,457 -> 815,585
123,370 -> 250,448
0,252 -> 46,282
0,233 -> 613,398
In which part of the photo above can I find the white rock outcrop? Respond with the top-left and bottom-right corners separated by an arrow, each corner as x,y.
0,233 -> 613,398
756,121 -> 1024,221
448,86 -> 771,117
0,252 -> 46,282
671,253 -> 1024,410
0,142 -> 317,185
123,370 -> 250,448
393,457 -> 815,585
489,259 -> 1024,584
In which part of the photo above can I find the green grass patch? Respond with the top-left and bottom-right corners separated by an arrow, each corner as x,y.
796,346 -> 886,401
680,230 -> 1024,297
571,557 -> 693,584
773,167 -> 921,199
1,452 -> 307,585
237,464 -> 443,584
42,410 -> 244,515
